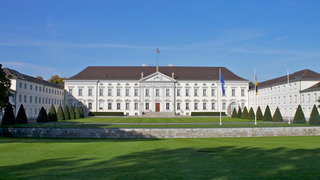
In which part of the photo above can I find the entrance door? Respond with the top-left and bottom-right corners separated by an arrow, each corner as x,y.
155,103 -> 160,112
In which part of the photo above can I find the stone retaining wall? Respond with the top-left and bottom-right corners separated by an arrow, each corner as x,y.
1,127 -> 320,138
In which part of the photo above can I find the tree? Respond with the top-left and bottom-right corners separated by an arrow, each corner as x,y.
36,76 -> 44,80
247,107 -> 255,120
69,105 -> 76,119
272,107 -> 283,122
241,106 -> 248,119
293,105 -> 306,124
75,106 -> 81,119
49,75 -> 66,85
0,64 -> 11,110
1,102 -> 15,125
15,104 -> 28,124
256,106 -> 263,120
37,107 -> 49,123
79,106 -> 84,118
310,105 -> 319,117
237,107 -> 242,118
48,104 -> 58,122
263,105 -> 272,121
57,105 -> 65,121
231,108 -> 238,118
64,105 -> 70,120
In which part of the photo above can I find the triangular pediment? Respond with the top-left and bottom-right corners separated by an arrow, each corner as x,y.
140,72 -> 176,82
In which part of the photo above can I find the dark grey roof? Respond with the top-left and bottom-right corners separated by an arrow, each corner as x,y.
67,66 -> 248,81
4,68 -> 64,89
300,82 -> 320,93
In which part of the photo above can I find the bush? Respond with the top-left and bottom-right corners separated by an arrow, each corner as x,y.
237,107 -> 242,118
48,105 -> 58,122
310,105 -> 319,117
79,106 -> 84,118
37,107 -> 49,123
247,107 -> 255,120
15,104 -> 28,124
1,102 -> 15,125
64,105 -> 70,120
309,115 -> 320,125
191,112 -> 227,116
75,106 -> 81,119
69,105 -> 76,119
263,105 -> 272,121
231,108 -> 237,118
241,107 -> 248,119
293,105 -> 306,124
256,106 -> 263,120
57,105 -> 65,121
88,112 -> 125,116
272,107 -> 283,122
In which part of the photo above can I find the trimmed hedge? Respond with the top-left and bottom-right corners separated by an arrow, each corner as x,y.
231,108 -> 238,118
310,105 -> 319,117
48,104 -> 58,122
309,105 -> 320,125
256,106 -> 263,120
64,105 -> 70,120
293,105 -> 306,124
247,107 -> 255,120
57,105 -> 65,121
237,107 -> 242,118
69,105 -> 76,119
263,105 -> 272,121
79,106 -> 84,118
191,112 -> 227,116
272,107 -> 283,122
88,112 -> 125,116
37,107 -> 49,123
1,102 -> 15,125
75,106 -> 81,119
15,104 -> 28,124
241,107 -> 248,119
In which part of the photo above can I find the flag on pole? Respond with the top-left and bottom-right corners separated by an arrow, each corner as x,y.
157,48 -> 160,53
255,74 -> 258,95
220,71 -> 225,95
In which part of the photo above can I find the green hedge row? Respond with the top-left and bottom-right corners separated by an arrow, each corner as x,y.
191,112 -> 226,116
88,112 -> 125,116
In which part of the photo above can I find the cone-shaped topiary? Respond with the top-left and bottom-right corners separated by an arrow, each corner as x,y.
247,107 -> 255,120
37,107 -> 49,123
256,106 -> 263,120
57,105 -> 65,121
241,107 -> 248,119
75,106 -> 81,119
310,105 -> 319,117
293,105 -> 306,124
309,105 -> 320,125
48,104 -> 58,122
1,102 -> 15,125
64,104 -> 70,120
79,106 -> 84,118
237,107 -> 242,118
272,107 -> 283,122
263,105 -> 272,121
69,105 -> 75,119
231,108 -> 238,118
15,104 -> 28,124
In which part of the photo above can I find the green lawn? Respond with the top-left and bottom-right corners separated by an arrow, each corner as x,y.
1,136 -> 320,179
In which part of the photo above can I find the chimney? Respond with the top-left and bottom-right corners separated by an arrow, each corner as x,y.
172,72 -> 174,78
168,64 -> 172,67
141,72 -> 144,78
142,64 -> 146,67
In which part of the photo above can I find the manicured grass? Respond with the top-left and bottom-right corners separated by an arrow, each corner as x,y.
1,136 -> 320,179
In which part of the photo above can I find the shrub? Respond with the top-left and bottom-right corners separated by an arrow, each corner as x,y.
263,105 -> 272,121
37,107 -> 49,123
310,105 -> 319,117
231,108 -> 237,118
57,105 -> 65,121
241,107 -> 248,119
309,115 -> 320,125
48,105 -> 58,122
191,112 -> 227,116
237,107 -> 242,118
1,102 -> 15,125
69,105 -> 76,119
88,112 -> 125,116
15,104 -> 28,124
79,106 -> 84,118
247,107 -> 255,120
272,107 -> 283,122
256,106 -> 263,120
64,105 -> 70,120
293,105 -> 306,124
75,106 -> 81,119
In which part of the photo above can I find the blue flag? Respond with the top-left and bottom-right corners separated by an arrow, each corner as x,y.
220,72 -> 225,95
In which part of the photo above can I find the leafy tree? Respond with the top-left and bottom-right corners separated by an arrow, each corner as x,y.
293,105 -> 306,124
64,105 -> 70,120
263,105 -> 272,121
37,107 -> 49,123
272,107 -> 283,122
15,104 -> 28,124
48,104 -> 58,122
0,64 -> 11,110
57,105 -> 65,121
247,107 -> 255,120
69,105 -> 76,119
79,106 -> 84,118
256,106 -> 263,120
241,106 -> 248,119
75,106 -> 81,119
231,108 -> 237,118
49,75 -> 66,85
237,107 -> 242,118
36,76 -> 44,80
1,102 -> 15,125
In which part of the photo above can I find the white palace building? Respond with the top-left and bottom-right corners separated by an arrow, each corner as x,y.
64,66 -> 249,116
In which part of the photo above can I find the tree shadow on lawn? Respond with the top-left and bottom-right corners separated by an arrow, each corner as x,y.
1,146 -> 320,179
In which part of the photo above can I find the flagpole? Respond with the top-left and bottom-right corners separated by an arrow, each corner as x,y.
287,69 -> 290,124
219,69 -> 222,125
156,48 -> 159,72
254,69 -> 257,125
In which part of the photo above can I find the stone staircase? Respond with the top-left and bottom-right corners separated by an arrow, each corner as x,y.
143,112 -> 175,117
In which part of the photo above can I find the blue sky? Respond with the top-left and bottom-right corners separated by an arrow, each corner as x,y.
1,0 -> 320,82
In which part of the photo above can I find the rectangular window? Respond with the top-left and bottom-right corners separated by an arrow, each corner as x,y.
126,103 -> 129,110
24,83 -> 27,89
145,89 -> 150,96
19,95 -> 22,103
117,103 -> 121,110
49,89 -> 51,94
125,89 -> 130,96
108,103 -> 112,110
232,89 -> 236,96
177,89 -> 181,96
186,103 -> 189,110
99,88 -> 104,96
78,89 -> 83,96
289,95 -> 292,103
294,95 -> 297,103
194,103 -> 198,110
241,89 -> 245,96
145,103 -> 149,110
186,89 -> 190,96
69,89 -> 73,95
24,95 -> 27,103
222,103 -> 226,110
301,94 -> 304,103
134,103 -> 138,110
108,88 -> 112,96
156,89 -> 160,96
46,98 -> 48,104
49,98 -> 51,104
203,103 -> 207,110
166,89 -> 170,96
19,82 -> 22,88
203,89 -> 207,96
99,102 -> 104,110
88,89 -> 93,96
177,103 -> 181,110
117,88 -> 121,96
166,103 -> 170,110
212,103 -> 216,110
35,96 -> 37,103
134,89 -> 138,96
35,86 -> 38,91
39,87 -> 42,92
30,85 -> 33,90
194,89 -> 198,96
88,102 -> 92,110
212,88 -> 216,96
